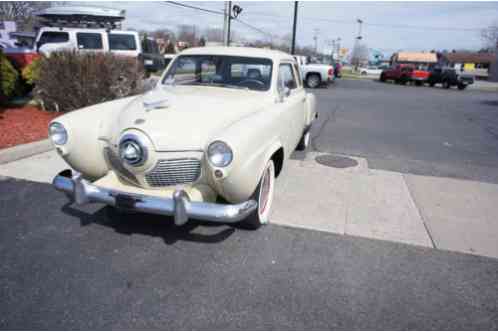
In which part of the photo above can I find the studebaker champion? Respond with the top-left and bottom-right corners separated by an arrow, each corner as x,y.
50,47 -> 317,229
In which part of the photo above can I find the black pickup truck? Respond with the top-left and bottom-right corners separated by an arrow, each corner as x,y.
427,67 -> 474,90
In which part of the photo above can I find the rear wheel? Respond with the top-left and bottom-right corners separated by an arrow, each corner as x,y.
306,74 -> 321,88
415,81 -> 423,86
442,80 -> 451,89
429,82 -> 435,87
380,73 -> 386,82
457,84 -> 467,90
239,160 -> 275,230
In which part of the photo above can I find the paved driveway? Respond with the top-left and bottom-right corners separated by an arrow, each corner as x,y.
1,178 -> 498,330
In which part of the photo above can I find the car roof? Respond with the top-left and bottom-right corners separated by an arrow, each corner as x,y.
180,46 -> 295,62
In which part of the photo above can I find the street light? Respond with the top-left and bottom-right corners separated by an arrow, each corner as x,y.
226,2 -> 243,46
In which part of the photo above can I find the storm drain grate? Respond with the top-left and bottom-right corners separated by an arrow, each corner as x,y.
315,154 -> 358,169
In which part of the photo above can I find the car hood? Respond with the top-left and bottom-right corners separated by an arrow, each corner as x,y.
113,85 -> 269,151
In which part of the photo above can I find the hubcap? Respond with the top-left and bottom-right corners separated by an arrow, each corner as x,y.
308,76 -> 319,87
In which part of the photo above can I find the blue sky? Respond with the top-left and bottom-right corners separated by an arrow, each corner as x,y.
87,1 -> 498,53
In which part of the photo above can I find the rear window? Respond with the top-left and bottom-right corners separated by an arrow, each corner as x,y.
76,33 -> 103,50
109,34 -> 137,51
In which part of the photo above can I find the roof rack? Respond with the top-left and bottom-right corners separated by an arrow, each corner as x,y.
34,6 -> 125,30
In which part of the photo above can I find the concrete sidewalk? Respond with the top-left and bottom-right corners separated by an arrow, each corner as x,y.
1,150 -> 497,259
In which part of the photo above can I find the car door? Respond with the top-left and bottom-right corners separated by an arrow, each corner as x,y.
277,62 -> 306,152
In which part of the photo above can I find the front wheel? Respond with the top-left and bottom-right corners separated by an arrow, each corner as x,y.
306,74 -> 321,88
442,80 -> 451,89
239,160 -> 275,230
380,73 -> 386,82
296,131 -> 311,151
457,84 -> 467,90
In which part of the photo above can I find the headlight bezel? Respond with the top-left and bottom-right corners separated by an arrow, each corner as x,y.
207,140 -> 233,168
119,133 -> 148,167
48,122 -> 68,146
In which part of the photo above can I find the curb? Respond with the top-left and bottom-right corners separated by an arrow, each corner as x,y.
0,139 -> 54,165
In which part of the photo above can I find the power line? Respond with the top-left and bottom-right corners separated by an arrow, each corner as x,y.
234,18 -> 276,40
242,11 -> 482,32
163,1 -> 224,16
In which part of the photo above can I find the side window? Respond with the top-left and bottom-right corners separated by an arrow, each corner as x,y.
278,63 -> 297,91
38,31 -> 69,47
76,33 -> 103,50
109,34 -> 137,51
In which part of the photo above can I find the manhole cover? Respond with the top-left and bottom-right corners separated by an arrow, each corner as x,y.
315,154 -> 358,168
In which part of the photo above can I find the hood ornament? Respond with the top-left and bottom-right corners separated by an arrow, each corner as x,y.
143,99 -> 169,112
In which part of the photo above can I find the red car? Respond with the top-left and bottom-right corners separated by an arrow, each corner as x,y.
380,64 -> 430,86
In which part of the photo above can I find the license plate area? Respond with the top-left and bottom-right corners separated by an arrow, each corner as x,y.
114,193 -> 141,210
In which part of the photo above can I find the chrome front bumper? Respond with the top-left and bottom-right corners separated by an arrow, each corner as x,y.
53,170 -> 257,226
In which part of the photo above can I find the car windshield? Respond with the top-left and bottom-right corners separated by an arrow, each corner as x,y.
162,55 -> 273,91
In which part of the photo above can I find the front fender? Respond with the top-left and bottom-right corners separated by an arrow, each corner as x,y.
207,108 -> 285,203
50,96 -> 136,180
220,140 -> 282,203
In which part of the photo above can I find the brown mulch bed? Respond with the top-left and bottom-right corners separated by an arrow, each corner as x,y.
0,106 -> 60,150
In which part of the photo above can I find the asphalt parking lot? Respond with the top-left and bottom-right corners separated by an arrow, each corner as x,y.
1,79 -> 498,329
311,79 -> 498,184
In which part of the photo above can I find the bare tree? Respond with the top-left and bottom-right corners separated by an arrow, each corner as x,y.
177,24 -> 198,46
205,27 -> 224,43
481,21 -> 498,50
0,2 -> 53,30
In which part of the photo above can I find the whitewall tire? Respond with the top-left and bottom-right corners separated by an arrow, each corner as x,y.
240,160 -> 275,230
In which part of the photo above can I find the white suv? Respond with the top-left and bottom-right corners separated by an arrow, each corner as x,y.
35,27 -> 141,58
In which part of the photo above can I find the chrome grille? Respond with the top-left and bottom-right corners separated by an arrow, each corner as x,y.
145,158 -> 201,187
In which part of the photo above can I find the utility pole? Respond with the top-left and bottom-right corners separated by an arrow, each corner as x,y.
353,18 -> 363,71
223,1 -> 230,46
227,1 -> 232,46
291,1 -> 298,54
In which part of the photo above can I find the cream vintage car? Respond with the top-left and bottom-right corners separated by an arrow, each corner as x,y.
50,47 -> 317,229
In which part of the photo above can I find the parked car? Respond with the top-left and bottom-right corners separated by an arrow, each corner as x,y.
50,47 -> 317,229
380,64 -> 430,85
35,27 -> 164,72
359,66 -> 382,76
427,67 -> 474,90
294,55 -> 334,88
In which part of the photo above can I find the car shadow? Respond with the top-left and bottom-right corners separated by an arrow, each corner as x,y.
61,202 -> 237,245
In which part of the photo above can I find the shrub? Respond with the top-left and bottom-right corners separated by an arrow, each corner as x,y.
22,57 -> 42,85
34,51 -> 145,112
0,51 -> 20,101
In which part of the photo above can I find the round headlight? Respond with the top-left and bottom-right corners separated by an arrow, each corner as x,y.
208,141 -> 233,167
119,135 -> 147,166
49,122 -> 68,145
